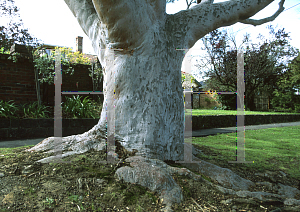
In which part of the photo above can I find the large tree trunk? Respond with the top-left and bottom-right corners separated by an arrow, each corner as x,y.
26,0 -> 282,163
94,44 -> 186,161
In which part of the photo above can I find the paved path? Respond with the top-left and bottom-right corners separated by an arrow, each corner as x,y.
0,121 -> 300,148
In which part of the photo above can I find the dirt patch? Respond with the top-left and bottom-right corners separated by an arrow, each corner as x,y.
0,145 -> 299,211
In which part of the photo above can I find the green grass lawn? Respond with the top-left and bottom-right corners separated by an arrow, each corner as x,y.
185,109 -> 300,116
187,125 -> 300,179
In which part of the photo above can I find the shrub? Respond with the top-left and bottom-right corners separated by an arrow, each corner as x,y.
0,98 -> 103,119
62,95 -> 101,119
22,102 -> 51,118
204,97 -> 212,104
0,100 -> 19,118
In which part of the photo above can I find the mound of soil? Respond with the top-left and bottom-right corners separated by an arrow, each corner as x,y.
0,145 -> 299,211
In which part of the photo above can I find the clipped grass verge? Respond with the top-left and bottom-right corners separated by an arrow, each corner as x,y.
189,125 -> 300,180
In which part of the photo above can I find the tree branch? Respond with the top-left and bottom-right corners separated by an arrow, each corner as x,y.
239,0 -> 285,26
197,0 -> 214,5
171,0 -> 277,49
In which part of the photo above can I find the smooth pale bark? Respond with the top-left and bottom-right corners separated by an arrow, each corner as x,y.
27,0 -> 283,162
97,43 -> 186,161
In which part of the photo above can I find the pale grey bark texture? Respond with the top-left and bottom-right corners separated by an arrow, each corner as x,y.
27,0 -> 284,162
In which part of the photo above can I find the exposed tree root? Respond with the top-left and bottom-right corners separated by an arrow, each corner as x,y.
24,128 -> 300,211
25,123 -> 139,164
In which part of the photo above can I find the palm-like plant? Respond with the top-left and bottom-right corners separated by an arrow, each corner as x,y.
22,102 -> 50,118
0,100 -> 19,118
62,95 -> 100,119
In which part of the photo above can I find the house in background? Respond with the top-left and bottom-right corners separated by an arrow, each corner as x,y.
181,73 -> 221,109
1,37 -> 103,112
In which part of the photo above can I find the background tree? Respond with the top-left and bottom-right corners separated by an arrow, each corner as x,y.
289,51 -> 300,91
198,26 -> 297,111
271,52 -> 300,112
0,0 -> 39,52
1,0 -> 42,108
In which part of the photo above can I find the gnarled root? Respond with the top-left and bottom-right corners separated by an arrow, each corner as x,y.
24,123 -> 138,164
24,123 -> 108,163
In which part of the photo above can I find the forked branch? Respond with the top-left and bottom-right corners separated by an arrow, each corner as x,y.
170,0 -> 279,49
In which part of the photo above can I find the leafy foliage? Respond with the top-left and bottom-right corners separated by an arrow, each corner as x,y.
198,26 -> 298,111
0,100 -> 50,119
62,95 -> 101,119
33,46 -> 91,84
22,102 -> 50,118
0,0 -> 39,52
0,46 -> 10,54
88,59 -> 103,92
0,100 -> 18,118
271,52 -> 300,113
214,92 -> 237,110
0,98 -> 103,119
289,52 -> 300,91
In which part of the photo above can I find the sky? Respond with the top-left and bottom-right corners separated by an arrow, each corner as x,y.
8,0 -> 300,81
